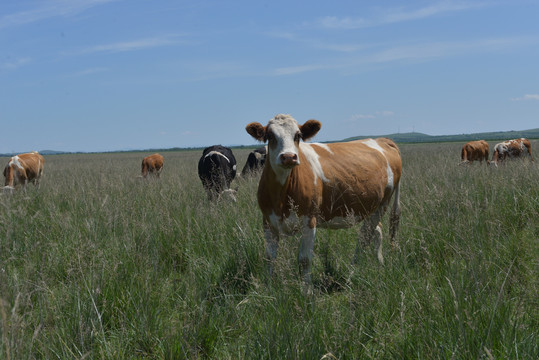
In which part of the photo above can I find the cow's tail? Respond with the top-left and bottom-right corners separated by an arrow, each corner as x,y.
389,181 -> 401,243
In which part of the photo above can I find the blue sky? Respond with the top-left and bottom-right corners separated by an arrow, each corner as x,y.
1,0 -> 538,153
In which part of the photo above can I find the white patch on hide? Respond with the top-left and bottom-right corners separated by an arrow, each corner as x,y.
300,143 -> 329,185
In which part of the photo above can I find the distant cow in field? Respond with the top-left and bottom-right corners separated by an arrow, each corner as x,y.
198,145 -> 237,201
241,146 -> 267,176
3,151 -> 45,192
460,140 -> 489,164
245,114 -> 402,284
141,153 -> 164,178
491,138 -> 533,166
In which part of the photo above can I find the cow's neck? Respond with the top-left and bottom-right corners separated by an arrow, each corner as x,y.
260,161 -> 299,212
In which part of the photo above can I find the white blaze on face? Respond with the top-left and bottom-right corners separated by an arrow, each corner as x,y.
495,143 -> 507,154
267,115 -> 301,184
268,115 -> 300,164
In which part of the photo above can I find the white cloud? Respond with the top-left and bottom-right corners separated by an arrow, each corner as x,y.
0,0 -> 118,29
273,64 -> 330,76
76,35 -> 184,54
72,67 -> 109,76
318,1 -> 485,29
1,57 -> 31,70
511,94 -> 539,101
267,31 -> 366,53
270,36 -> 537,76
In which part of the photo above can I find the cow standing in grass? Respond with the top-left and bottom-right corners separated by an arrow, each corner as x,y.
3,151 -> 45,192
491,138 -> 533,166
198,145 -> 237,201
241,146 -> 267,176
460,140 -> 489,165
141,153 -> 164,178
245,114 -> 402,284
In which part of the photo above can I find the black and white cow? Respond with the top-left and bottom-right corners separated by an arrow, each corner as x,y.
198,145 -> 237,200
241,146 -> 267,176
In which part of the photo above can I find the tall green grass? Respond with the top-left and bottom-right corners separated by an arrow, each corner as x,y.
1,143 -> 537,359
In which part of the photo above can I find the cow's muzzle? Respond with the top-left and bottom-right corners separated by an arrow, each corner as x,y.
279,153 -> 299,168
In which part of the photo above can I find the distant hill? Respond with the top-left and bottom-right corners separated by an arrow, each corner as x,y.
343,128 -> 539,143
40,150 -> 70,155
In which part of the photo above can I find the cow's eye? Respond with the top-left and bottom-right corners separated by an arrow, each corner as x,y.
294,132 -> 301,142
266,132 -> 275,143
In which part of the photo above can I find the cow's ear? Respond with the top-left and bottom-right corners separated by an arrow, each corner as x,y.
300,119 -> 321,141
246,122 -> 266,141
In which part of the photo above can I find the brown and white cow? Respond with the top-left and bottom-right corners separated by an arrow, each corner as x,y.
460,140 -> 489,165
246,114 -> 402,284
490,138 -> 533,166
3,151 -> 45,191
141,153 -> 164,178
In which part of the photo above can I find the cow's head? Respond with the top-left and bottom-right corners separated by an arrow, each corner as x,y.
246,114 -> 321,173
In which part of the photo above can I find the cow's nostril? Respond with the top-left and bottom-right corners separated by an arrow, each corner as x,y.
280,153 -> 298,166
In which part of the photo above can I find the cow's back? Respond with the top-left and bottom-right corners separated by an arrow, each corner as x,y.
18,152 -> 44,180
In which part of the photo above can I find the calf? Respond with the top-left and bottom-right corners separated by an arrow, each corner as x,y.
491,138 -> 533,166
460,140 -> 489,165
198,145 -> 237,200
241,146 -> 267,176
246,114 -> 402,284
3,151 -> 45,191
141,153 -> 164,178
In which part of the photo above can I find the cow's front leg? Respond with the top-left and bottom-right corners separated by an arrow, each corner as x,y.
264,222 -> 279,277
298,216 -> 316,284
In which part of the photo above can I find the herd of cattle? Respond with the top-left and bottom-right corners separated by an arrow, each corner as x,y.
1,115 -> 534,283
460,138 -> 533,165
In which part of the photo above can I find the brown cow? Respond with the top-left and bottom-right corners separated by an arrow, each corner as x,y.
3,151 -> 45,191
460,140 -> 489,165
491,138 -> 533,166
246,114 -> 402,284
141,153 -> 164,178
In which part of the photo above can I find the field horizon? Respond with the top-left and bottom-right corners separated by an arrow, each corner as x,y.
2,127 -> 538,157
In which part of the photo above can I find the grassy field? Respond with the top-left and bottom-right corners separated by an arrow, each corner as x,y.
1,142 -> 537,359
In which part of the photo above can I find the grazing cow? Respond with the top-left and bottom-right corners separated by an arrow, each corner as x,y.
245,114 -> 402,284
3,151 -> 45,191
141,153 -> 164,178
198,145 -> 237,201
491,138 -> 533,166
241,146 -> 267,176
460,140 -> 489,165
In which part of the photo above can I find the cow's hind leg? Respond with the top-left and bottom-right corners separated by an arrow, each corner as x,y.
355,210 -> 384,265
